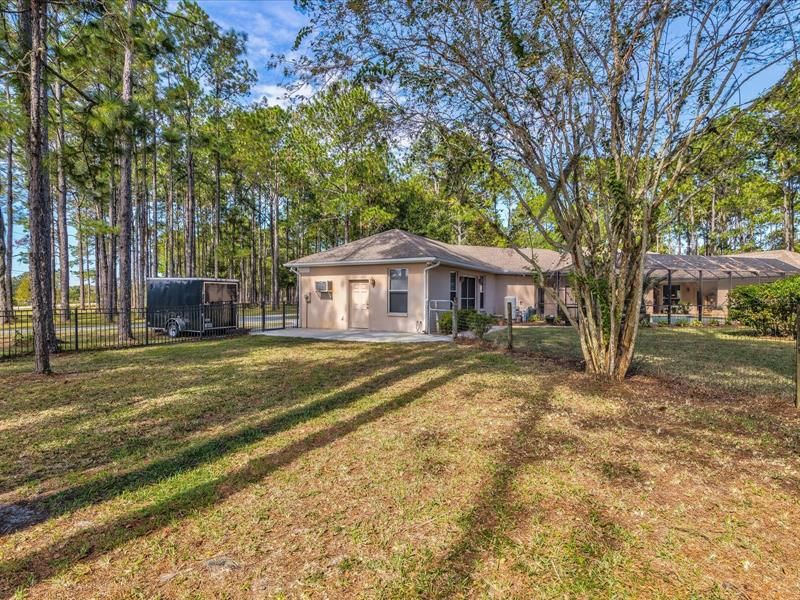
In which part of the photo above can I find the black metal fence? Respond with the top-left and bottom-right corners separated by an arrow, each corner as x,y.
0,302 -> 299,360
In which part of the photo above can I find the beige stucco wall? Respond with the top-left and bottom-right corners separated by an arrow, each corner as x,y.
493,274 -> 539,314
430,268 -> 570,318
298,262 -> 790,331
298,264 -> 427,333
429,267 -> 541,316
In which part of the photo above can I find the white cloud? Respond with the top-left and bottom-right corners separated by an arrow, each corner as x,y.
251,82 -> 315,108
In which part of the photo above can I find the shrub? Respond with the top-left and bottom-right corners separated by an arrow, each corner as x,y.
437,309 -> 495,338
467,312 -> 495,339
438,309 -> 472,333
728,275 -> 800,337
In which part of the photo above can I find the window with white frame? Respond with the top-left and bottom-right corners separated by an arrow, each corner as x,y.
449,271 -> 457,304
478,276 -> 484,310
460,276 -> 476,309
388,268 -> 408,313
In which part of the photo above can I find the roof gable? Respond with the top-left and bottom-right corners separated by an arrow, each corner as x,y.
285,229 -> 567,274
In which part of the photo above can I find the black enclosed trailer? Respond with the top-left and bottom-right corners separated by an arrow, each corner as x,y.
146,278 -> 239,337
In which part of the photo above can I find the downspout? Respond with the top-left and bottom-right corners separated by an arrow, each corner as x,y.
423,261 -> 440,333
289,267 -> 302,328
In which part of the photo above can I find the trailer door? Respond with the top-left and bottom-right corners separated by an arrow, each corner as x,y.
203,282 -> 238,328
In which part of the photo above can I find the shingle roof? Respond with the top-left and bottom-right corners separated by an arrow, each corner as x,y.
286,229 -> 800,277
729,249 -> 800,270
285,229 -> 569,275
646,251 -> 800,277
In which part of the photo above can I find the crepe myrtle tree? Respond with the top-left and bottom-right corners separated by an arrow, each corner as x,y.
296,0 -> 798,380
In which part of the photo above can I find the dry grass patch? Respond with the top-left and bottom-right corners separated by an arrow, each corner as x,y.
1,335 -> 799,598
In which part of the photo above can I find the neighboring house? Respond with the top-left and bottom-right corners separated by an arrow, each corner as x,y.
285,229 -> 800,333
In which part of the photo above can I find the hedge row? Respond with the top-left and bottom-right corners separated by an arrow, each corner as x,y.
728,275 -> 800,337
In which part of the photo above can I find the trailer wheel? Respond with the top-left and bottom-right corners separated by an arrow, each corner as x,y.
166,320 -> 180,338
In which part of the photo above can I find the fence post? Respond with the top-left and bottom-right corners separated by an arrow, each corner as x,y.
451,302 -> 457,340
145,308 -> 149,346
282,302 -> 286,329
74,307 -> 79,351
795,304 -> 799,409
506,301 -> 513,351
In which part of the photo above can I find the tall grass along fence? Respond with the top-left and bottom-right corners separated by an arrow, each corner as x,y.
0,302 -> 299,360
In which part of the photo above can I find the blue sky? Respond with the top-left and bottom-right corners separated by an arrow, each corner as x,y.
198,0 -> 311,106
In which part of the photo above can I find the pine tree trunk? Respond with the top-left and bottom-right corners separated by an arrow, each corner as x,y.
24,0 -> 54,373
185,105 -> 195,277
108,168 -> 117,315
116,0 -> 135,338
167,145 -> 174,277
258,184 -> 265,302
137,148 -> 147,307
0,159 -> 9,322
270,179 -> 279,310
94,201 -> 106,312
710,188 -> 717,255
4,88 -> 13,308
151,107 -> 158,277
784,180 -> 794,251
55,81 -> 70,319
77,203 -> 86,309
214,150 -> 220,278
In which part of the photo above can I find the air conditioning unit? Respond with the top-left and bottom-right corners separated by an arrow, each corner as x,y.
315,280 -> 333,293
503,295 -> 517,316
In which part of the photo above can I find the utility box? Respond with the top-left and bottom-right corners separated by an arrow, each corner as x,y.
146,278 -> 239,337
503,295 -> 518,319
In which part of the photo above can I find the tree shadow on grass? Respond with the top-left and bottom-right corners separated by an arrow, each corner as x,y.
0,340 -> 433,496
493,326 -> 793,398
1,344 -> 441,524
0,353 -> 478,595
416,375 -> 575,598
572,381 -> 800,495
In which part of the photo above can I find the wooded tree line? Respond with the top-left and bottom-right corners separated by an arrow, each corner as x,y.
0,0 -> 509,372
657,63 -> 800,255
1,0 -> 797,376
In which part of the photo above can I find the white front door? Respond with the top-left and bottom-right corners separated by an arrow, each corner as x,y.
349,281 -> 370,329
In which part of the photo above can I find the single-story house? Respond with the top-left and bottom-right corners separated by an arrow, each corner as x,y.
285,229 -> 800,333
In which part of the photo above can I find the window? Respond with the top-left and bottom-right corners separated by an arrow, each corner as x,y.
460,276 -> 476,309
478,276 -> 485,310
449,272 -> 457,304
662,285 -> 680,305
389,268 -> 408,313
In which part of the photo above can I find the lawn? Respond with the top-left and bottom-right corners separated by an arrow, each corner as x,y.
489,325 -> 795,398
1,333 -> 799,598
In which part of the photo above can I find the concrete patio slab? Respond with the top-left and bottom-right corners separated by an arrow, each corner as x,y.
253,328 -> 451,344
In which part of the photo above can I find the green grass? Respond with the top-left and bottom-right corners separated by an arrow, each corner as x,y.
489,325 -> 794,397
1,335 -> 799,598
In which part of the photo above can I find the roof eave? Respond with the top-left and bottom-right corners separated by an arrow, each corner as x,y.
285,257 -> 438,268
286,256 -> 569,275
